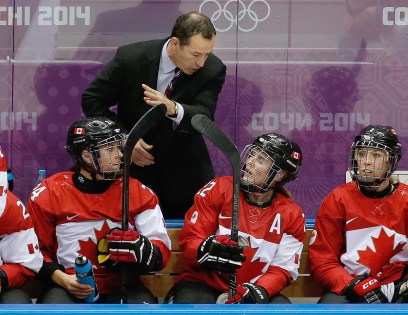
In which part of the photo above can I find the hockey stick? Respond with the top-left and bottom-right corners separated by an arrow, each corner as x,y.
120,103 -> 166,303
122,103 -> 166,230
191,114 -> 240,299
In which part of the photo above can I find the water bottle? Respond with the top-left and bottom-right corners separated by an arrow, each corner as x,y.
74,254 -> 99,303
36,169 -> 46,186
7,169 -> 14,192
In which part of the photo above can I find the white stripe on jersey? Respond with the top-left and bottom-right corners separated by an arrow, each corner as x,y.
56,207 -> 171,268
342,226 -> 408,276
0,170 -> 7,217
56,219 -> 122,268
218,225 -> 302,281
134,205 -> 171,250
0,228 -> 43,272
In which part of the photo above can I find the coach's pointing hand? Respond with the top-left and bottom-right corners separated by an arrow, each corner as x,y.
142,84 -> 176,116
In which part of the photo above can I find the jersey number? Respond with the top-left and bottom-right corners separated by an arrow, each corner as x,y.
17,200 -> 30,219
30,186 -> 46,201
197,181 -> 216,197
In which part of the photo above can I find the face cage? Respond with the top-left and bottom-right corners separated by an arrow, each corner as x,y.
89,133 -> 125,180
240,144 -> 283,194
348,141 -> 397,189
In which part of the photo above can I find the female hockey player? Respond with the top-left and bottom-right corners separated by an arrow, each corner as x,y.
0,147 -> 43,303
27,117 -> 171,303
308,125 -> 408,304
165,133 -> 306,304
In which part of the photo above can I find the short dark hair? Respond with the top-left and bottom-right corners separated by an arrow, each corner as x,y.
171,11 -> 216,46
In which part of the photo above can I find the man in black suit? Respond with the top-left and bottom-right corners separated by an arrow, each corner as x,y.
81,11 -> 226,219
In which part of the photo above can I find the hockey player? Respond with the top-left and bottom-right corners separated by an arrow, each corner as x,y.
0,147 -> 43,303
27,117 -> 171,303
165,133 -> 305,304
308,125 -> 408,303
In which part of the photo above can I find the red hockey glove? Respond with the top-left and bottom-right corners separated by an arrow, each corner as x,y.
107,229 -> 155,271
345,275 -> 388,303
197,235 -> 246,273
224,283 -> 269,304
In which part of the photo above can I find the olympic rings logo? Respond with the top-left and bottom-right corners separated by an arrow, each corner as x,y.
199,0 -> 270,32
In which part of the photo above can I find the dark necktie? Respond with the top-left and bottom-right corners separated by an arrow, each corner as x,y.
165,68 -> 181,97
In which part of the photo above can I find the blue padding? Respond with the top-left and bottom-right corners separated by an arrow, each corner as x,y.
0,304 -> 408,315
165,219 -> 316,229
165,219 -> 184,229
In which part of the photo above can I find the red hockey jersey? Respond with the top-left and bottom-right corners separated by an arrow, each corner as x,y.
27,172 -> 171,294
178,176 -> 306,297
0,146 -> 43,289
0,192 -> 43,288
308,181 -> 408,295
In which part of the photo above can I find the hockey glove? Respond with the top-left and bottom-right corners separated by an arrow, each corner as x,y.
224,283 -> 269,304
385,267 -> 408,303
345,275 -> 388,303
97,236 -> 117,267
394,276 -> 408,303
197,235 -> 246,273
107,229 -> 156,272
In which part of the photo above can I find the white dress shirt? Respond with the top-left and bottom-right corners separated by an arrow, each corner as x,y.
157,39 -> 184,124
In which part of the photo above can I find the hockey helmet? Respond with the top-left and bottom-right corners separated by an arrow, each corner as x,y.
240,133 -> 302,194
349,125 -> 402,188
66,117 -> 125,179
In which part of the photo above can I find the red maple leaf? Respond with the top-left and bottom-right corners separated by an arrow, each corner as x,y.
78,221 -> 112,268
237,238 -> 267,283
357,228 -> 406,275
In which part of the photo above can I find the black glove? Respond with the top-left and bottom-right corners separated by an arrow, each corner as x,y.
197,235 -> 246,273
345,275 -> 388,303
0,268 -> 8,293
224,283 -> 269,304
107,229 -> 161,273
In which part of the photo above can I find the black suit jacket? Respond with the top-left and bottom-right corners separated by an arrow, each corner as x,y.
81,39 -> 227,218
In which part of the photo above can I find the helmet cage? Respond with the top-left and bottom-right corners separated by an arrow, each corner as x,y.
240,144 -> 286,194
88,133 -> 125,180
348,139 -> 398,188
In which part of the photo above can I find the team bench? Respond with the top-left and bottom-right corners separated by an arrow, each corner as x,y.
140,219 -> 322,300
22,220 -> 321,302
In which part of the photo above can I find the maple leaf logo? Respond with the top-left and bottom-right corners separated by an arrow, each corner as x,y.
78,220 -> 112,268
237,238 -> 267,283
357,228 -> 406,275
